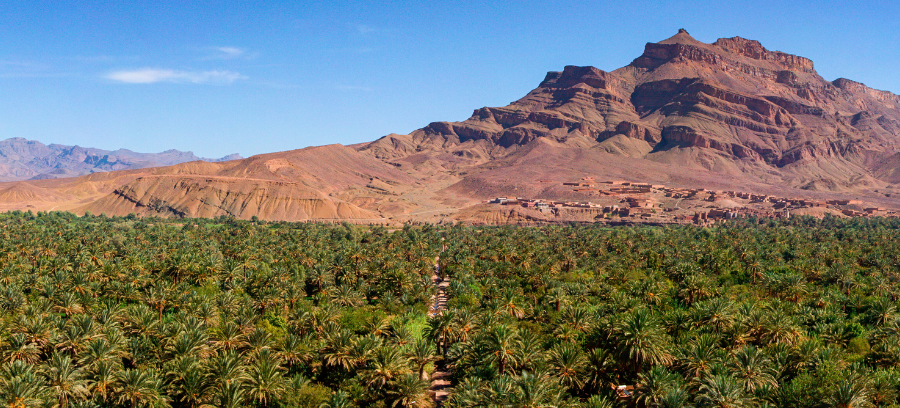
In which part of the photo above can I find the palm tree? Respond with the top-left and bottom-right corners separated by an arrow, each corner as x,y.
406,338 -> 437,380
53,292 -> 84,318
387,373 -> 432,408
143,284 -> 170,323
350,333 -> 381,368
427,312 -> 454,356
562,306 -> 594,334
211,321 -> 248,351
2,333 -> 41,363
85,360 -> 118,403
495,290 -> 527,319
677,333 -> 723,381
660,386 -> 691,408
246,327 -> 275,355
166,326 -> 213,361
615,308 -> 674,377
330,284 -> 363,308
0,360 -> 49,408
113,368 -> 169,408
245,350 -> 287,407
634,366 -> 679,408
206,350 -> 247,389
866,298 -> 898,327
361,346 -> 409,391
78,338 -> 119,369
728,345 -> 777,392
760,308 -> 802,346
169,362 -> 210,408
584,348 -> 617,395
678,273 -> 713,305
390,324 -> 415,348
321,328 -> 356,371
546,287 -> 571,312
44,352 -> 89,408
277,333 -> 315,370
695,375 -> 752,408
511,370 -> 562,408
694,298 -> 736,333
828,377 -> 874,408
212,380 -> 245,408
514,328 -> 544,374
0,376 -> 49,408
481,324 -> 520,375
362,314 -> 392,337
547,342 -> 587,392
194,301 -> 219,326
448,376 -> 487,407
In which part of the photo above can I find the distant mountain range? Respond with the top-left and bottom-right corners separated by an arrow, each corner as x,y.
0,138 -> 241,181
0,30 -> 897,224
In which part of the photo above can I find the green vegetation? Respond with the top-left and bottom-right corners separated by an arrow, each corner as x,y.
0,212 -> 441,408
1,211 -> 900,407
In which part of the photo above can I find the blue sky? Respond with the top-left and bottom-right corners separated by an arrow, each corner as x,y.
1,0 -> 897,158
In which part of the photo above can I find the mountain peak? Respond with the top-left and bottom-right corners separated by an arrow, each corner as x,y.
629,31 -> 816,74
658,28 -> 704,46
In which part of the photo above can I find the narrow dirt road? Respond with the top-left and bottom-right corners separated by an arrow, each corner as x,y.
429,249 -> 451,406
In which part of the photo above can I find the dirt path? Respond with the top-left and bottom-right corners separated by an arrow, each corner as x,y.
429,248 -> 451,405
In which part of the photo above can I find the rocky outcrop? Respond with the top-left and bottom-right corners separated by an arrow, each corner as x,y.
833,78 -> 900,107
712,36 -> 815,73
597,121 -> 661,145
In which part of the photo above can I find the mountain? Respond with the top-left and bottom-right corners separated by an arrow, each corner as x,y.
0,138 -> 242,181
365,29 -> 900,192
0,30 -> 898,224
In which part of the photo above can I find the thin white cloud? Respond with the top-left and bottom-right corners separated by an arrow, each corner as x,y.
105,68 -> 245,84
201,46 -> 255,61
216,47 -> 244,58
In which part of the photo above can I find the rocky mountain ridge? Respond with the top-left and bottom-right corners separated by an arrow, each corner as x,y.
0,137 -> 241,181
363,29 -> 900,194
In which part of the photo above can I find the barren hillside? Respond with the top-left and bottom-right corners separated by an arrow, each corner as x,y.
2,30 -> 898,224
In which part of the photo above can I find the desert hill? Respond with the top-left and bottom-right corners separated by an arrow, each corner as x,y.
0,137 -> 241,181
1,30 -> 898,224
0,144 -> 420,221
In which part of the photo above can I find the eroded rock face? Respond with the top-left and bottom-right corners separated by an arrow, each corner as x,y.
712,37 -> 815,73
85,175 -> 377,221
833,78 -> 900,106
362,30 -> 900,190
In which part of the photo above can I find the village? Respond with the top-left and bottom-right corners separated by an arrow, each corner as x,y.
485,177 -> 898,225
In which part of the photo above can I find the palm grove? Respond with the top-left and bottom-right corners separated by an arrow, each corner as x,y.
1,212 -> 900,407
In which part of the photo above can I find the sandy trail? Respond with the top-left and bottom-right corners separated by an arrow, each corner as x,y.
429,248 -> 451,406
